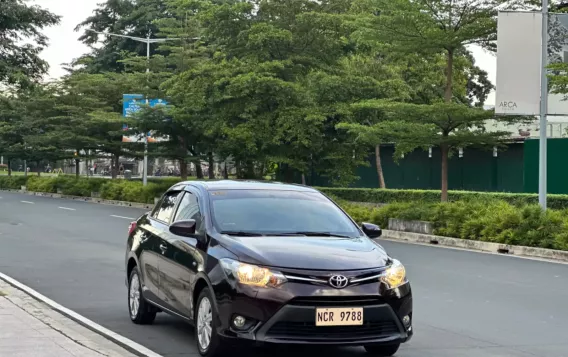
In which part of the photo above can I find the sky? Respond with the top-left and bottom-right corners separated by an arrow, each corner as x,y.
32,0 -> 498,106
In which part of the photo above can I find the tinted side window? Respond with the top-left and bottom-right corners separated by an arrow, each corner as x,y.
174,192 -> 202,230
152,191 -> 181,223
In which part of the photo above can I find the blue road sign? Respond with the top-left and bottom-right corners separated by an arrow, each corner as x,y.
122,94 -> 169,142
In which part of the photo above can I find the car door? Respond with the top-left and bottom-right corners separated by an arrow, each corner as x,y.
143,190 -> 183,307
158,190 -> 205,318
135,218 -> 162,304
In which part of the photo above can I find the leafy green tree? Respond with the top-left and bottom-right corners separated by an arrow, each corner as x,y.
0,0 -> 60,88
166,0 -> 376,184
347,0 -> 525,200
0,85 -> 70,175
75,0 -> 175,73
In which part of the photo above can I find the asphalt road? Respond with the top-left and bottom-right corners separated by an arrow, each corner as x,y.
1,191 -> 568,357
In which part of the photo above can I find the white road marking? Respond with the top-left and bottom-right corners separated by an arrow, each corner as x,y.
0,272 -> 164,357
20,201 -> 34,204
58,207 -> 76,211
110,215 -> 136,220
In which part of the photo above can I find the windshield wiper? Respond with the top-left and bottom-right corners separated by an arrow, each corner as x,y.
220,231 -> 265,237
277,232 -> 353,238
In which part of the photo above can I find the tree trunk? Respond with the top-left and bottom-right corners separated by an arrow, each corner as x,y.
301,173 -> 306,185
179,158 -> 188,180
223,161 -> 228,179
375,144 -> 385,188
245,161 -> 255,179
440,144 -> 449,202
208,152 -> 215,179
111,154 -> 119,179
75,159 -> 80,178
444,50 -> 454,102
235,161 -> 242,179
7,159 -> 11,176
439,49 -> 454,202
194,160 -> 203,179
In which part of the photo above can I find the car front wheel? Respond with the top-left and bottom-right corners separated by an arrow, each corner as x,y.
364,343 -> 400,356
195,287 -> 227,356
128,267 -> 156,324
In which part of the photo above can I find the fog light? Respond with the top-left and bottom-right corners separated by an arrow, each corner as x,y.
233,315 -> 246,328
402,315 -> 411,327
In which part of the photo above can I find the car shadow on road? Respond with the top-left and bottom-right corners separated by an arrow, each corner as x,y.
152,315 -> 367,356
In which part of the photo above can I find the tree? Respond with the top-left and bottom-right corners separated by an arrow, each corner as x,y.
0,85 -> 70,175
74,0 -> 176,73
349,0 -> 524,200
167,0 -> 379,184
0,0 -> 60,88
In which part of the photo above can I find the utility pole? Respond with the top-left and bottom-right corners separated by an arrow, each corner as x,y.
539,0 -> 549,208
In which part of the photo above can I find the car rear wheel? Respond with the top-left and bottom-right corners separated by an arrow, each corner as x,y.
128,267 -> 156,324
364,343 -> 400,356
195,288 -> 227,356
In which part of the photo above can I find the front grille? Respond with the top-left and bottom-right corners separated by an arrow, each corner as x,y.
289,296 -> 383,307
267,320 -> 399,340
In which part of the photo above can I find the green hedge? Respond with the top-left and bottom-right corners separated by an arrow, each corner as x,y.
1,175 -> 177,204
333,198 -> 568,251
319,188 -> 568,210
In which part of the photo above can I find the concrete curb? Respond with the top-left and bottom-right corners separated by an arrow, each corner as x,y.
1,189 -> 154,210
0,272 -> 164,357
382,229 -> 568,263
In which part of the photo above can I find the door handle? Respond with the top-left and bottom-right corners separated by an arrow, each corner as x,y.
159,243 -> 167,252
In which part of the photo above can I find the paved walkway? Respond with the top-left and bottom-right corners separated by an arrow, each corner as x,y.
0,280 -> 137,357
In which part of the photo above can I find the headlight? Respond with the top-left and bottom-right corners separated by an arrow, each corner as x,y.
220,259 -> 287,288
381,259 -> 407,289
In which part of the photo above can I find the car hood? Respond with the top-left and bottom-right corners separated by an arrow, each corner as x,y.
222,235 -> 389,270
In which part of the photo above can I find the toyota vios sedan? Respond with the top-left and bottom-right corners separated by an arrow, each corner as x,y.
125,181 -> 412,356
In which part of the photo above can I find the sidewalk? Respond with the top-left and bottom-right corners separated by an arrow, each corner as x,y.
0,280 -> 138,357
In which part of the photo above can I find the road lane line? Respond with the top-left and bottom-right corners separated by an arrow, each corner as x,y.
21,201 -> 34,204
110,215 -> 136,220
0,272 -> 164,357
58,207 -> 76,211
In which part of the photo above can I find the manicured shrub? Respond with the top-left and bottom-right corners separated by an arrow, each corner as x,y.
318,187 -> 568,210
0,175 -> 28,189
346,199 -> 568,251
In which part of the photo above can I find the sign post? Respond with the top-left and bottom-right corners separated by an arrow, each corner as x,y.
122,94 -> 168,186
495,9 -> 550,209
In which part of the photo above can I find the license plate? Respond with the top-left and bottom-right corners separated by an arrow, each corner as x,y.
315,307 -> 364,326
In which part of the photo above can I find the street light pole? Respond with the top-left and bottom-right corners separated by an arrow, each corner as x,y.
143,34 -> 150,186
539,0 -> 549,209
86,29 -> 180,186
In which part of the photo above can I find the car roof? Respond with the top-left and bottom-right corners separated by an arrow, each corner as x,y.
180,180 -> 319,193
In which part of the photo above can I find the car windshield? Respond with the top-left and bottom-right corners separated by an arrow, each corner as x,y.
209,189 -> 361,237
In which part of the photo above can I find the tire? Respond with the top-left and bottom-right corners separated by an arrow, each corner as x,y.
195,287 -> 227,357
364,343 -> 400,356
128,267 -> 156,324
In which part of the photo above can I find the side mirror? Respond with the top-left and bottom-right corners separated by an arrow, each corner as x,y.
362,222 -> 382,238
169,219 -> 197,237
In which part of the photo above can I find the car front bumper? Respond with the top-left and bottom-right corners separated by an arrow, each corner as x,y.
215,281 -> 413,346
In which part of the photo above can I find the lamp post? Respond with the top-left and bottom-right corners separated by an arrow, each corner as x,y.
538,0 -> 549,208
86,29 -> 180,186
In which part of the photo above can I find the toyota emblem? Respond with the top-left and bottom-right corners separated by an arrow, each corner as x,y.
329,275 -> 349,289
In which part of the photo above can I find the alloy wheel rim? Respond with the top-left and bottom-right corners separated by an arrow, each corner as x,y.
129,274 -> 140,317
197,297 -> 213,350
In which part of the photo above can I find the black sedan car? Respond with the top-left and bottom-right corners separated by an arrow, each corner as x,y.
125,180 -> 412,356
